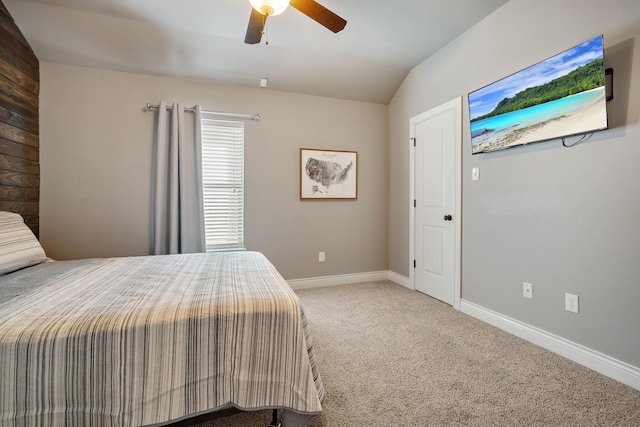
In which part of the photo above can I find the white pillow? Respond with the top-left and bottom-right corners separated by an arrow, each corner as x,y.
0,211 -> 48,275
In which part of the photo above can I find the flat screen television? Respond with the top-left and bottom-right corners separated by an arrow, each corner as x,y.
468,35 -> 608,154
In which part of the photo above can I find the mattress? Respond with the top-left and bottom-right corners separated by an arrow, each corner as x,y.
0,251 -> 323,426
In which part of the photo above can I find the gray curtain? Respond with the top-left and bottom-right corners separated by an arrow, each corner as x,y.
152,101 -> 206,254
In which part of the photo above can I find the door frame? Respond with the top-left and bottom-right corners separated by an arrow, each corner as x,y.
409,97 -> 462,310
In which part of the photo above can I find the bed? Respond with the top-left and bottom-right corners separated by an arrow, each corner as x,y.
0,211 -> 324,427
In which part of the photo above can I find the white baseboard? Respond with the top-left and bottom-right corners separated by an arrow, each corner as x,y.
387,271 -> 412,289
288,271 -> 389,290
288,270 -> 411,291
460,299 -> 640,391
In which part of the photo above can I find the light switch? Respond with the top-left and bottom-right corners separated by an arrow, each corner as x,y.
472,167 -> 480,181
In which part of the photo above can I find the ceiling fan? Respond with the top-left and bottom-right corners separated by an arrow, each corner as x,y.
245,0 -> 347,44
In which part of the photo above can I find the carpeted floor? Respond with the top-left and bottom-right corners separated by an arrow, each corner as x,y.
188,281 -> 640,426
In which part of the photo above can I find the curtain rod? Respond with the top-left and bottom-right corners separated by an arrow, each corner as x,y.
145,103 -> 260,122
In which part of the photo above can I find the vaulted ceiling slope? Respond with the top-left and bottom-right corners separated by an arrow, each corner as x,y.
5,0 -> 509,104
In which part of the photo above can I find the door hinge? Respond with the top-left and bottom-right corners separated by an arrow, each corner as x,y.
413,199 -> 416,208
411,137 -> 416,146
413,260 -> 416,268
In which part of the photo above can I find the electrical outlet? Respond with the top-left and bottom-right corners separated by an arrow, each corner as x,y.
319,252 -> 325,262
565,293 -> 579,313
523,282 -> 533,299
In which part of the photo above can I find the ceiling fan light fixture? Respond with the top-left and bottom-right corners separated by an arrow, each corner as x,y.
249,0 -> 290,16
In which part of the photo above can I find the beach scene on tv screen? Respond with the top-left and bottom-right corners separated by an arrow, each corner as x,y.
469,35 -> 607,154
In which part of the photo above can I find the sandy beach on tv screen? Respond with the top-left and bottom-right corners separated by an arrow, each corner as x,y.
519,93 -> 607,144
473,91 -> 607,153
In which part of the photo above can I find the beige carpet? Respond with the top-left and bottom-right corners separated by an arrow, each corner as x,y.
189,281 -> 640,426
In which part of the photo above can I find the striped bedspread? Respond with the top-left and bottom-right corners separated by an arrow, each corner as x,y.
0,251 -> 323,426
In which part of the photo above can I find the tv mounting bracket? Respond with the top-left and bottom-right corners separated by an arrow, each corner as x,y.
605,67 -> 614,101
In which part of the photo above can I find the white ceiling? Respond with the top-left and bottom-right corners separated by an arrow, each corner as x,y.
5,0 -> 509,104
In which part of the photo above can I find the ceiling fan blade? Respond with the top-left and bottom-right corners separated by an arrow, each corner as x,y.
290,0 -> 347,33
245,8 -> 266,44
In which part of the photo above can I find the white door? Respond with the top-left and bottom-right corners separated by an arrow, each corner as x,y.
411,98 -> 461,306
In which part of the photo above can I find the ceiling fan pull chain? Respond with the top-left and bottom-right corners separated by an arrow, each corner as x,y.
265,18 -> 269,45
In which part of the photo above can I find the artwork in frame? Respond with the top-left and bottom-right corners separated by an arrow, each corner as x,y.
300,148 -> 358,199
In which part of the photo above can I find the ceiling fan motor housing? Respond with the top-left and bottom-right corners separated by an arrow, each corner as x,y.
249,0 -> 290,16
244,0 -> 347,45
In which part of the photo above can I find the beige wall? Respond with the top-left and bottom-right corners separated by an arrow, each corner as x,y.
39,63 -> 388,279
389,0 -> 640,367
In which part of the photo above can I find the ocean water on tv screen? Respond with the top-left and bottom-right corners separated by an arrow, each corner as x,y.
471,87 -> 606,153
471,88 -> 604,138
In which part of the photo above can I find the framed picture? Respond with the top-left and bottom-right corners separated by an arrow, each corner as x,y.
300,148 -> 358,199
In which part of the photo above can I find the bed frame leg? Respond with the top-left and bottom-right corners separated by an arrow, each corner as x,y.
268,409 -> 281,427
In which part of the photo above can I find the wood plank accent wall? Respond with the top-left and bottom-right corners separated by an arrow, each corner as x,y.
0,0 -> 39,236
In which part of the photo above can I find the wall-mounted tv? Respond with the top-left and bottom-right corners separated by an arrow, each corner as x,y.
469,35 -> 608,154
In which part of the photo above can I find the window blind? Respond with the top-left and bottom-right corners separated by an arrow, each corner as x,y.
200,115 -> 244,251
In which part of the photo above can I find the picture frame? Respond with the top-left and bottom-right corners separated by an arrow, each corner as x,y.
300,148 -> 358,199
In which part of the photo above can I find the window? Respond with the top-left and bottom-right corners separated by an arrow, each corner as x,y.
200,113 -> 244,251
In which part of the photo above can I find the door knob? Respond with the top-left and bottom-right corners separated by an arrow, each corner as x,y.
444,215 -> 453,221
